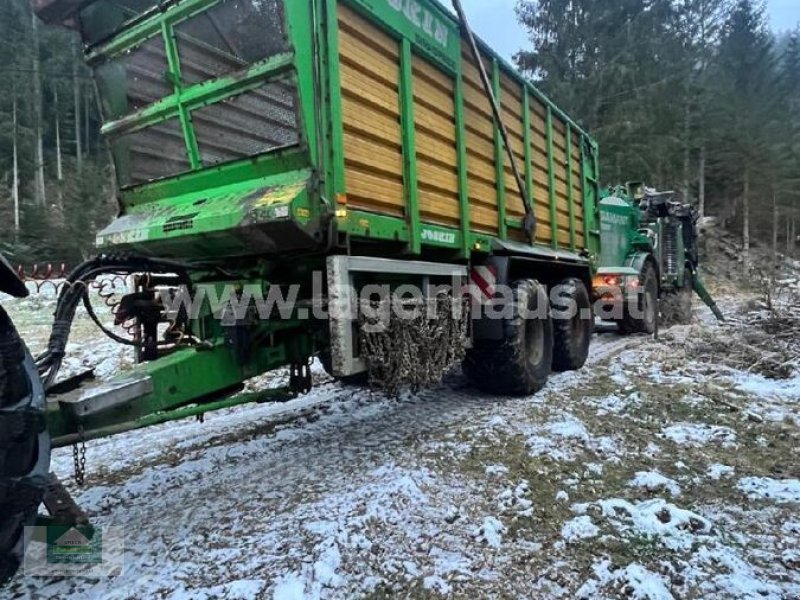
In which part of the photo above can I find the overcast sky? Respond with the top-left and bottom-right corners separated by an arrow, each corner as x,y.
458,0 -> 800,61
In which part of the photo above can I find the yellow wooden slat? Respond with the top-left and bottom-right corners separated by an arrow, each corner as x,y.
415,129 -> 457,168
339,5 -> 399,59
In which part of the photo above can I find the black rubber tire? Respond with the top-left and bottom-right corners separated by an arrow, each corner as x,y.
463,279 -> 553,396
551,278 -> 594,372
618,262 -> 658,335
0,306 -> 49,587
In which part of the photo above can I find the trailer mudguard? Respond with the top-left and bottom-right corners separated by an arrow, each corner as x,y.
626,251 -> 658,282
0,254 -> 28,299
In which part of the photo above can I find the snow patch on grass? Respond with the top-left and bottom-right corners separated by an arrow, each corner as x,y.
661,423 -> 737,447
572,498 -> 712,552
628,471 -> 682,497
561,516 -> 599,543
737,477 -> 800,503
577,560 -> 674,600
475,516 -> 505,548
707,464 -> 735,480
525,413 -> 622,462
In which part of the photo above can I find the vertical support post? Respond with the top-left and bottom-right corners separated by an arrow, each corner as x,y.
566,123 -> 576,251
580,137 -> 601,256
492,59 -> 506,240
455,70 -> 471,258
522,87 -> 533,245
400,39 -> 421,254
161,20 -> 201,170
546,106 -> 558,249
324,0 -> 347,203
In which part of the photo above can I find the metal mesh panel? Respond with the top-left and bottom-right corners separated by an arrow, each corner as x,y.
175,0 -> 287,86
96,36 -> 172,120
80,0 -> 161,45
111,119 -> 191,187
192,81 -> 298,167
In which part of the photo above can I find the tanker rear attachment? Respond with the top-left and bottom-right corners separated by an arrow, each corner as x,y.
593,182 -> 725,333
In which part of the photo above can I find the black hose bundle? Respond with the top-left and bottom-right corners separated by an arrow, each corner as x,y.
35,255 -> 194,389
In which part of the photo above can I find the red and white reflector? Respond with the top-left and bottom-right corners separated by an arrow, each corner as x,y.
467,265 -> 498,304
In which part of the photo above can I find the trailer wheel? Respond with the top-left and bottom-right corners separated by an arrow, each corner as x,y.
0,307 -> 49,586
551,278 -> 593,372
618,262 -> 658,335
463,279 -> 553,396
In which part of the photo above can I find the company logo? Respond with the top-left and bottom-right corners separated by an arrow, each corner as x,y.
421,228 -> 456,245
600,212 -> 629,226
386,0 -> 449,48
25,524 -> 124,578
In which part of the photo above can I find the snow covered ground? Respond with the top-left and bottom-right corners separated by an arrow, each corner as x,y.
4,292 -> 799,600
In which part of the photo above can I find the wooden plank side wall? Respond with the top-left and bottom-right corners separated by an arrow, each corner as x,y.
338,5 -> 404,217
337,3 -> 588,250
412,55 -> 461,228
461,48 -> 500,234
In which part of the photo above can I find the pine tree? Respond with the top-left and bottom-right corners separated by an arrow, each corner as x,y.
706,0 -> 779,268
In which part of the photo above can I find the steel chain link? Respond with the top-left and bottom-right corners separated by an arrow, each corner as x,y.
359,293 -> 468,396
72,426 -> 87,486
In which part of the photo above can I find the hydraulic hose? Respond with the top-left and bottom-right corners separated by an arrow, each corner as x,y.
450,0 -> 536,240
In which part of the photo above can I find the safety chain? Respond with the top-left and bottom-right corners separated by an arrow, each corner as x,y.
72,426 -> 87,486
359,294 -> 468,397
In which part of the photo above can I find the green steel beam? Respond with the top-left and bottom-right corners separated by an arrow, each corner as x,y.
566,123 -> 576,251
492,59 -> 506,240
454,68 -> 472,258
579,140 -> 590,251
324,0 -> 348,201
590,140 -> 602,254
102,54 -> 295,137
88,0 -> 220,62
522,87 -> 534,235
400,39 -> 421,254
161,20 -> 201,169
51,387 -> 292,448
546,106 -> 558,249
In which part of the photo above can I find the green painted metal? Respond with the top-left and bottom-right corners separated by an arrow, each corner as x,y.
102,54 -> 295,138
580,140 -> 602,258
51,387 -> 292,448
522,88 -> 534,212
83,0 -> 604,261
347,0 -> 460,73
324,0 -> 347,203
693,272 -> 725,322
546,107 -> 558,249
565,123 -> 576,250
400,38 -> 422,254
87,0 -> 219,62
160,20 -> 201,169
34,0 -> 609,444
492,59 -> 507,240
454,66 -> 471,258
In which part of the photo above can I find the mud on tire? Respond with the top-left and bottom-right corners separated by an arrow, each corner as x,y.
463,279 -> 553,396
0,307 -> 49,586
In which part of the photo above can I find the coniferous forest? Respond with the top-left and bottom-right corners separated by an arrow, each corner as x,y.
516,0 -> 799,264
0,0 -> 797,266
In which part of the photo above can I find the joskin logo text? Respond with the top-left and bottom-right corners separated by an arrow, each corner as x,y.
386,0 -> 449,48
